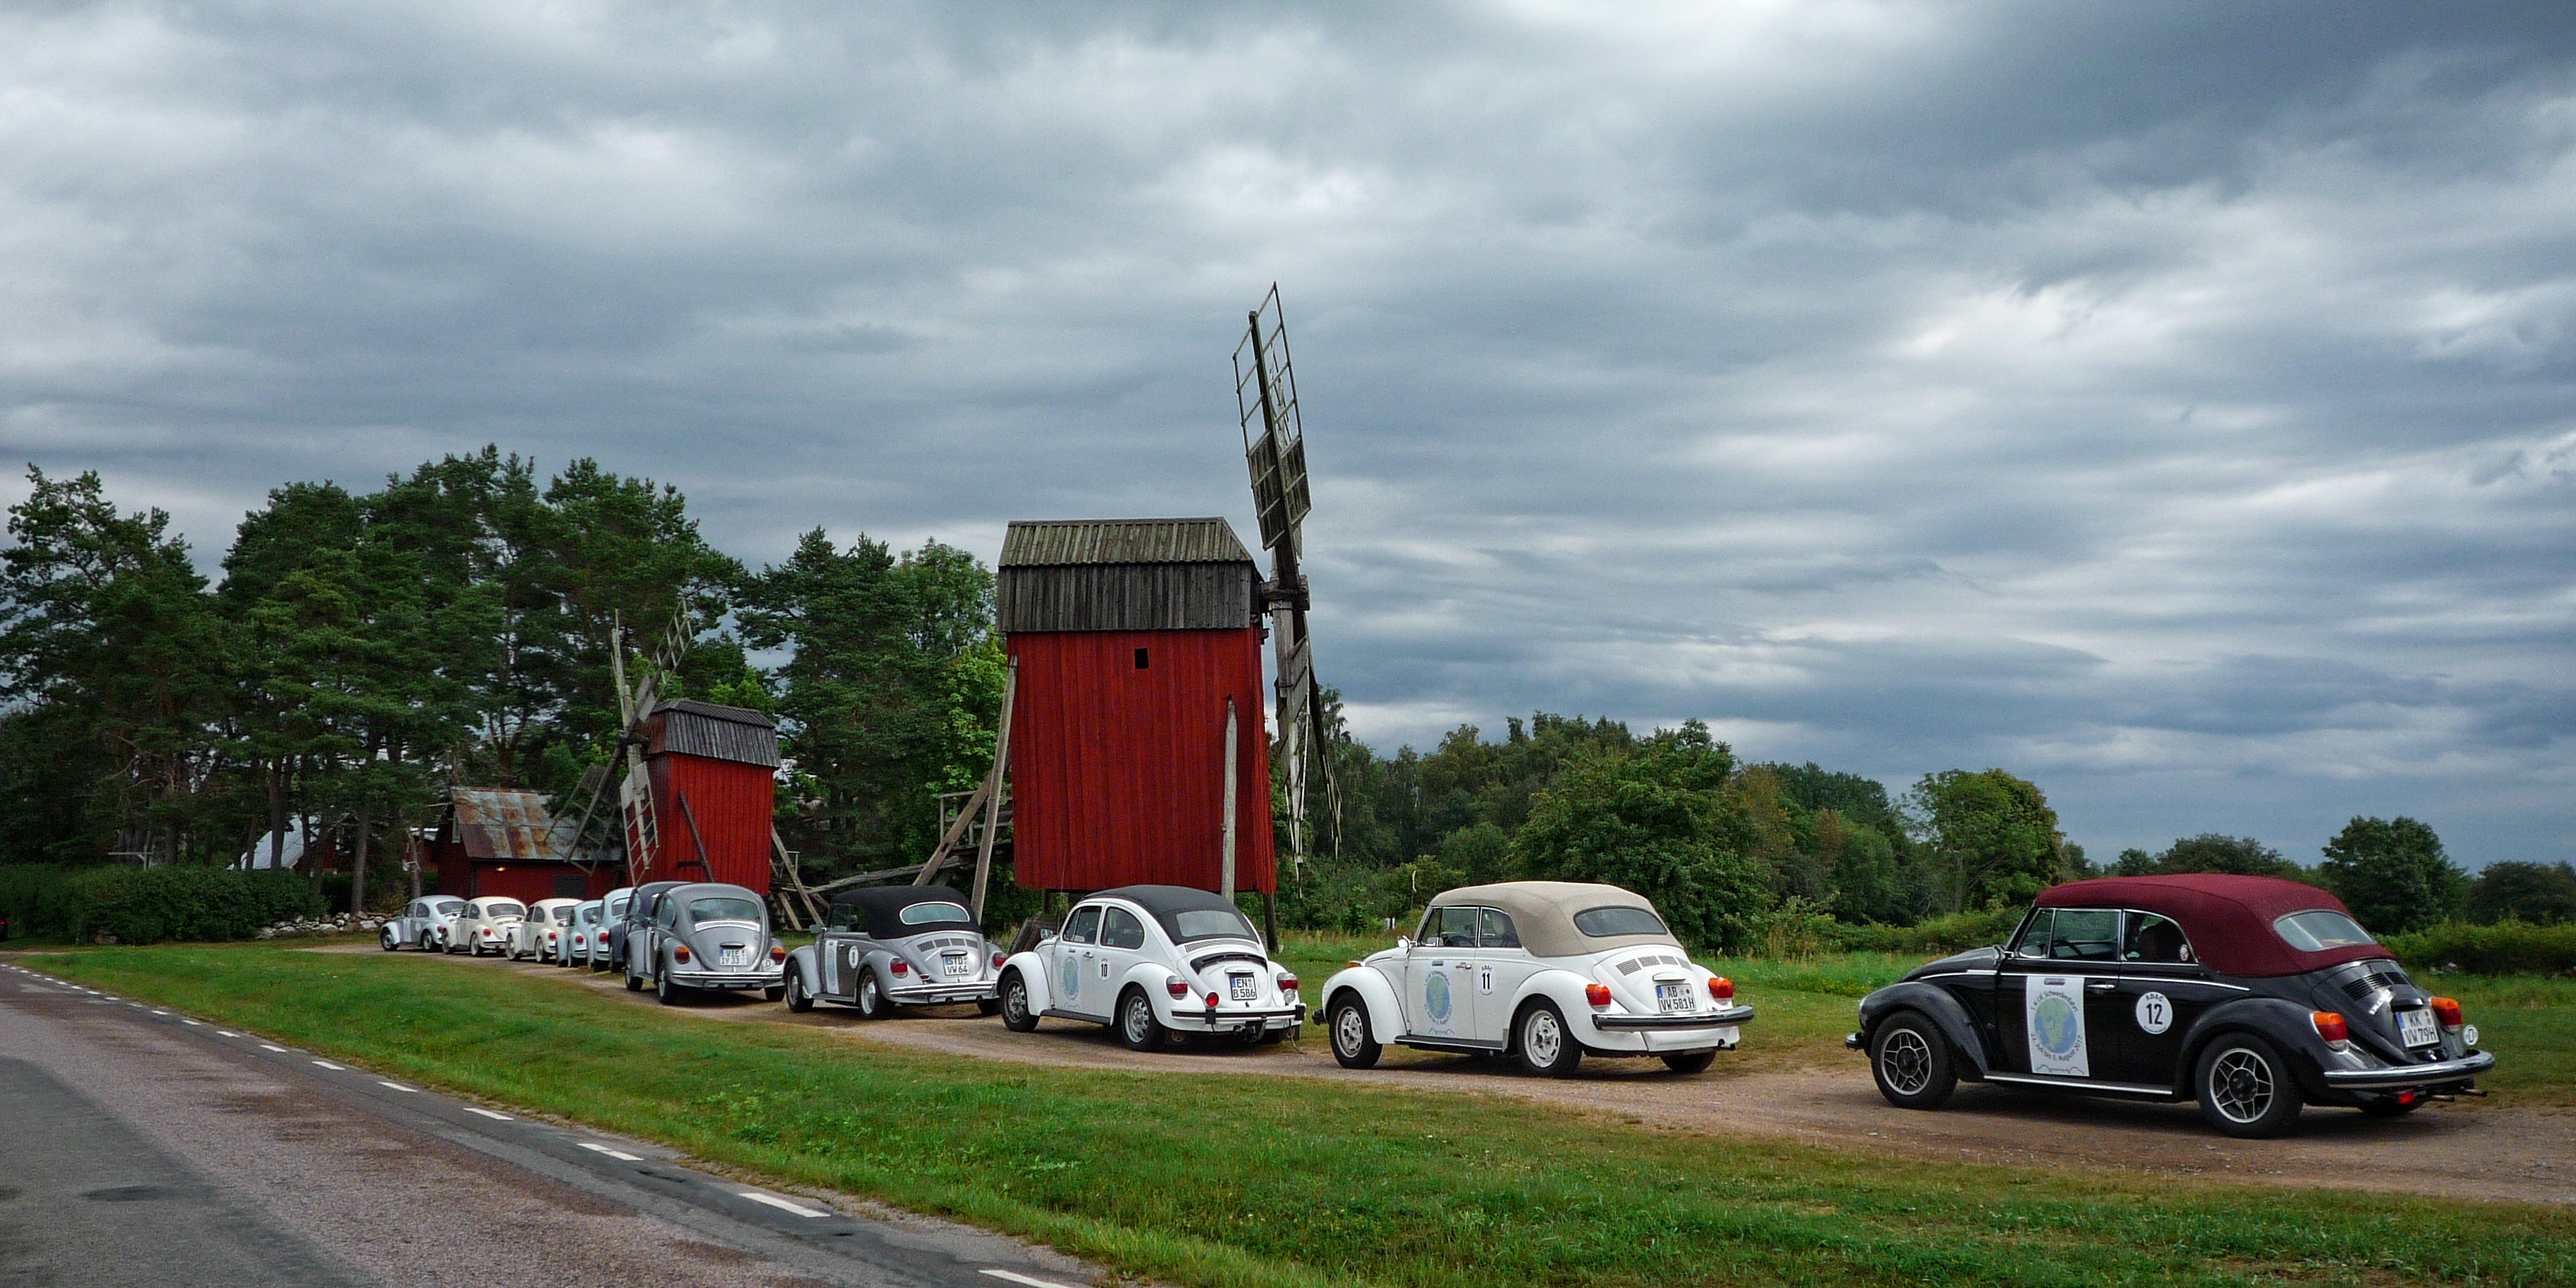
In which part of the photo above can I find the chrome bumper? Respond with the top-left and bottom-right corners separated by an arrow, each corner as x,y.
1181,1002 -> 1305,1031
1592,1005 -> 1755,1032
668,968 -> 785,990
889,982 -> 1001,1004
2323,1050 -> 2495,1087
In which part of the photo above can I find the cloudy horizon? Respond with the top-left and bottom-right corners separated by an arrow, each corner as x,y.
5,2 -> 2571,869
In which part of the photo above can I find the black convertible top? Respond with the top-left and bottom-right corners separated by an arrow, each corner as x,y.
1091,885 -> 1260,944
831,885 -> 979,938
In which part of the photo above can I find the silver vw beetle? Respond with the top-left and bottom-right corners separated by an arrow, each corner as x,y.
783,885 -> 1003,1018
630,882 -> 787,1005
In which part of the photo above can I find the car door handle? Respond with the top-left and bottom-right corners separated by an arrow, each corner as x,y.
2086,980 -> 2117,992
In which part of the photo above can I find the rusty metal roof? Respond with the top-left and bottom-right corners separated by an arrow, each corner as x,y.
999,518 -> 1255,568
448,787 -> 572,861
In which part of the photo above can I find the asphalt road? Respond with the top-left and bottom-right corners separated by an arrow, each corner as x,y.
0,960 -> 1101,1288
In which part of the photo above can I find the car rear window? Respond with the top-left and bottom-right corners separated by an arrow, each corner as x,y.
486,902 -> 525,919
2275,910 -> 2374,951
553,907 -> 576,923
688,897 -> 763,925
431,900 -> 465,914
898,902 -> 974,926
1170,907 -> 1258,943
1573,906 -> 1668,938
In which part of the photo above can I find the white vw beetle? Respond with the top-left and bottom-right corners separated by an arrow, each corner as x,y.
996,885 -> 1304,1050
507,898 -> 580,960
447,897 -> 526,956
1320,881 -> 1754,1077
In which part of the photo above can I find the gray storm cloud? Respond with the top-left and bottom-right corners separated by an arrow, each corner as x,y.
1,2 -> 2570,865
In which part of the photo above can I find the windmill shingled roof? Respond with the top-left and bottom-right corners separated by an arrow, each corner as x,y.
999,518 -> 1255,567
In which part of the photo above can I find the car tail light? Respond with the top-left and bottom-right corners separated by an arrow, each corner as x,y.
1277,975 -> 1298,994
1205,991 -> 1220,1008
674,944 -> 691,962
1166,979 -> 1190,998
1707,976 -> 1734,1002
890,960 -> 909,975
1585,983 -> 1612,1008
2310,1011 -> 2349,1048
991,953 -> 1006,970
2430,997 -> 2463,1030
769,944 -> 786,962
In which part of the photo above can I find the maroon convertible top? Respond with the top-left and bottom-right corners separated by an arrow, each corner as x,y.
2037,873 -> 2384,978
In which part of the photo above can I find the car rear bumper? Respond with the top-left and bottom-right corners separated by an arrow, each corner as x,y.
888,982 -> 1001,1005
667,968 -> 785,990
1177,1003 -> 1305,1032
2322,1050 -> 2495,1087
1592,1005 -> 1755,1032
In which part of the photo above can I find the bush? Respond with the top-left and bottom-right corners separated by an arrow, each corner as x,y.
1830,904 -> 2028,955
0,864 -> 323,944
2380,919 -> 2576,977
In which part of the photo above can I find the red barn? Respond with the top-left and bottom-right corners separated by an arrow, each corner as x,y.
998,518 -> 1276,895
430,787 -> 618,903
631,698 -> 778,893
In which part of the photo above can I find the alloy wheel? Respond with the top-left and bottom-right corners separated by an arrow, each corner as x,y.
1880,1028 -> 1933,1096
1334,1006 -> 1367,1059
2210,1049 -> 2275,1123
1523,1008 -> 1562,1067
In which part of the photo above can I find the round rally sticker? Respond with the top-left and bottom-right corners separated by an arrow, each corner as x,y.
2135,991 -> 2173,1034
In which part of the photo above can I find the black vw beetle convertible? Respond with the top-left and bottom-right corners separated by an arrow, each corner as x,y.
1849,874 -> 2495,1137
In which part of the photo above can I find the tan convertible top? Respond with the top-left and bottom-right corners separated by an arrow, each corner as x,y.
1424,881 -> 1681,958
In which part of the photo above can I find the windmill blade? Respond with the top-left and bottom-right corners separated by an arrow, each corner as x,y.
1235,284 -> 1338,872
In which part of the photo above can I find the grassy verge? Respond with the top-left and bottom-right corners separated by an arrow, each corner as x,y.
27,942 -> 2576,1288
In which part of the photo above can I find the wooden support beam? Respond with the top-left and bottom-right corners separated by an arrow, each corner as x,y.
969,658 -> 1018,923
910,777 -> 991,887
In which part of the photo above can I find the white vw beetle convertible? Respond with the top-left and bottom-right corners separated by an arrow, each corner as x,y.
996,885 -> 1304,1050
1319,881 -> 1754,1076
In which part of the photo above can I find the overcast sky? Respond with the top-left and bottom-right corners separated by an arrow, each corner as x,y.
5,3 -> 2572,869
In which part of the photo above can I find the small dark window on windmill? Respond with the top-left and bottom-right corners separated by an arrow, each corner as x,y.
1133,648 -> 1150,670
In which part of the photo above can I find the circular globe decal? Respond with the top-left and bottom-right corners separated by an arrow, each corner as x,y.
1425,970 -> 1453,1023
2032,994 -> 2082,1061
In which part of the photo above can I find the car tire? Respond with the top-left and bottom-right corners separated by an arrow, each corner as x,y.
855,970 -> 891,1020
1116,988 -> 1169,1052
1515,1000 -> 1582,1078
1868,1012 -> 1958,1109
998,970 -> 1040,1032
1662,1050 -> 1717,1075
1328,997 -> 1381,1069
2196,1034 -> 2303,1138
380,927 -> 399,952
625,967 -> 643,992
977,998 -> 1003,1017
784,968 -> 814,1013
656,967 -> 684,1006
763,985 -> 786,1003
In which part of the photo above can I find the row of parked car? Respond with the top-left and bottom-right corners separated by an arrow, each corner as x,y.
381,871 -> 2494,1138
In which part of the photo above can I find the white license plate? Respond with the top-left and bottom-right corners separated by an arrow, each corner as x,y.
943,954 -> 972,977
1655,982 -> 1693,1013
720,947 -> 749,967
2397,1006 -> 2439,1048
1229,974 -> 1258,1001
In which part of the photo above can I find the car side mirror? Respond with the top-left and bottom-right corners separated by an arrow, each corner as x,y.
1037,928 -> 1056,943
1395,935 -> 1414,950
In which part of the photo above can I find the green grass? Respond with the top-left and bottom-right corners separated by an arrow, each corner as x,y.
24,941 -> 2575,1288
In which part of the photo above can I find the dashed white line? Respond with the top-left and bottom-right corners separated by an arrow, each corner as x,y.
578,1143 -> 643,1162
463,1107 -> 513,1121
260,1044 -> 288,1052
215,1030 -> 241,1037
377,1081 -> 419,1093
737,1191 -> 830,1219
979,1270 -> 1083,1288
312,1060 -> 347,1071
179,1019 -> 201,1025
152,1010 -> 169,1016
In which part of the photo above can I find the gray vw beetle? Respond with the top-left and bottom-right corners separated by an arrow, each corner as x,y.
631,881 -> 787,1005
783,885 -> 1004,1018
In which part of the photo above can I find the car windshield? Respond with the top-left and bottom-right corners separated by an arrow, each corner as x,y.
1572,906 -> 1669,938
2274,910 -> 2375,951
431,900 -> 465,914
553,907 -> 576,923
898,902 -> 974,926
1170,907 -> 1258,942
486,902 -> 525,919
688,896 -> 763,925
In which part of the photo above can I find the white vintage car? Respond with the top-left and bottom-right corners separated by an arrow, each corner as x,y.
996,885 -> 1304,1050
446,897 -> 527,956
507,898 -> 580,960
382,896 -> 466,950
1319,881 -> 1755,1076
559,898 -> 605,967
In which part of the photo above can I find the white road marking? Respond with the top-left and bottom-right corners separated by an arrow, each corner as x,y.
578,1143 -> 643,1162
980,1270 -> 1083,1288
260,1044 -> 288,1052
463,1107 -> 513,1121
312,1061 -> 347,1071
378,1081 -> 419,1092
737,1191 -> 830,1218
215,1030 -> 241,1037
180,1019 -> 202,1026
152,1010 -> 169,1015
